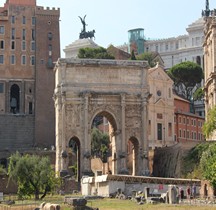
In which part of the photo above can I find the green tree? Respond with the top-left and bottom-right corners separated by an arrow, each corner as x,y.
200,144 -> 216,189
203,105 -> 216,138
78,47 -> 115,59
136,52 -> 158,67
182,143 -> 209,179
167,61 -> 203,100
193,87 -> 204,101
91,127 -> 110,162
8,152 -> 60,200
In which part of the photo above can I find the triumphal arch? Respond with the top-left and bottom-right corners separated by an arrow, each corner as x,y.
54,58 -> 150,178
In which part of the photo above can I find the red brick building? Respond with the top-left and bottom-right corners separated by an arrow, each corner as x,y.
174,95 -> 205,143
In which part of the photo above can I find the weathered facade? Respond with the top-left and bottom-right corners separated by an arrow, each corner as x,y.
54,58 -> 150,177
148,64 -> 175,148
0,0 -> 60,157
203,11 -> 216,140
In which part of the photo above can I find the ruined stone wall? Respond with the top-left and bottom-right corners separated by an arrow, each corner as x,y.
153,144 -> 186,178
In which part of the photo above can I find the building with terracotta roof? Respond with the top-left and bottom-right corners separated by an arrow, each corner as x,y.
174,95 -> 205,143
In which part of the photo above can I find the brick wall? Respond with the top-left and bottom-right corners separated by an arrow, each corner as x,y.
7,0 -> 36,6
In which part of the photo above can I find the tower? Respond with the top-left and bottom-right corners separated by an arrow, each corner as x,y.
128,28 -> 145,55
0,0 -> 60,155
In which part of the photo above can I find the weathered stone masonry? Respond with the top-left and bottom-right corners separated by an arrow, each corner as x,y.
54,58 -> 150,177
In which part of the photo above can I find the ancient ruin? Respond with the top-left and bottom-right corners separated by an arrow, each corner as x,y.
54,58 -> 150,178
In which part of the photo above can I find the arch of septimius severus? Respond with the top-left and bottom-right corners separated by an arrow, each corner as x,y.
54,58 -> 150,178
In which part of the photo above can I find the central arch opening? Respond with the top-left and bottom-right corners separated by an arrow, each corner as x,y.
91,111 -> 117,175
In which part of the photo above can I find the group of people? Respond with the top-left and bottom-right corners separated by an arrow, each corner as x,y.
177,183 -> 196,201
185,183 -> 197,200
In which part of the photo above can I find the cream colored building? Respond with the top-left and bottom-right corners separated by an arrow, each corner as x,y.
145,18 -> 204,69
148,64 -> 175,149
64,38 -> 99,58
203,13 -> 216,140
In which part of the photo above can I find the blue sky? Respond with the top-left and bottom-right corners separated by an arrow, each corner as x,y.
2,0 -> 216,57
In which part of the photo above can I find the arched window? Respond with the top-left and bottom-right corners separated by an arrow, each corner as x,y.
10,84 -> 20,114
48,32 -> 53,41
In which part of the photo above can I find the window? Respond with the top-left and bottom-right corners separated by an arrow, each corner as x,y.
0,83 -> 4,93
187,131 -> 190,138
183,117 -> 186,124
196,56 -> 201,65
31,56 -> 35,65
32,29 -> 35,40
183,130 -> 186,138
32,17 -> 36,25
48,57 -> 53,68
157,90 -> 161,96
157,123 -> 162,140
31,41 -> 35,51
0,26 -> 4,34
48,44 -> 52,51
22,16 -> 26,24
10,55 -> 15,64
0,40 -> 4,49
179,129 -> 182,138
29,102 -> 33,114
0,55 -> 4,64
194,132 -> 197,140
187,118 -> 189,124
11,28 -> 15,40
22,41 -> 26,51
157,113 -> 163,119
21,55 -> 26,65
48,32 -> 53,40
22,29 -> 26,40
156,45 -> 158,52
168,123 -> 172,137
194,119 -> 196,126
11,16 -> 15,24
11,41 -> 15,50
10,84 -> 20,114
166,44 -> 168,50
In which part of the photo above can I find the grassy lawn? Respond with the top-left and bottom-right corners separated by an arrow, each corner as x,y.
2,198 -> 216,210
87,199 -> 216,210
